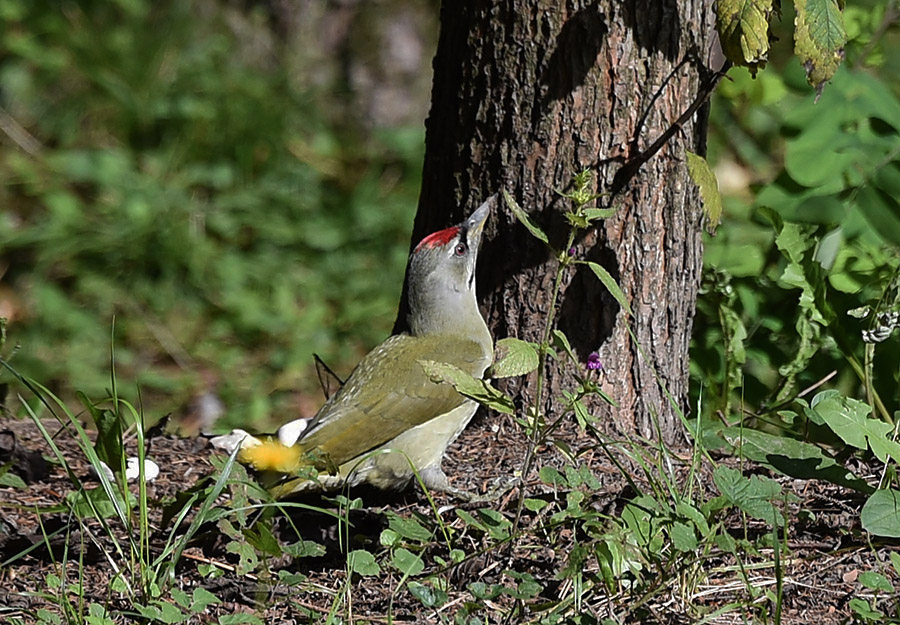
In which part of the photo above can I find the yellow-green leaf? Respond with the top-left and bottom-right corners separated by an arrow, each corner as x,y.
585,262 -> 633,318
685,151 -> 723,234
489,337 -> 539,378
794,0 -> 846,93
418,360 -> 514,414
716,0 -> 774,72
502,190 -> 548,245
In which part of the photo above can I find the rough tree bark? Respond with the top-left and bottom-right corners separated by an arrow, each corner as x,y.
398,0 -> 717,445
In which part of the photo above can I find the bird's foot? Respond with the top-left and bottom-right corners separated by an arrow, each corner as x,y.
419,468 -> 519,503
463,475 -> 520,504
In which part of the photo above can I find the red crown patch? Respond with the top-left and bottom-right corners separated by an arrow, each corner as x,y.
415,226 -> 460,252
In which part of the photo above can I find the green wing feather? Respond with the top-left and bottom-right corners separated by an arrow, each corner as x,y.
297,333 -> 491,466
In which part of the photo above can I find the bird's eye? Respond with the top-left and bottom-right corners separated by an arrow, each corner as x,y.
454,242 -> 467,256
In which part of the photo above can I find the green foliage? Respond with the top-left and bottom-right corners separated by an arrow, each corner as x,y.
686,150 -> 724,233
697,1 -> 900,540
861,488 -> 900,537
714,0 -> 847,90
697,66 -> 900,423
418,359 -> 515,414
0,0 -> 420,429
794,0 -> 847,91
488,337 -> 539,378
716,0 -> 776,73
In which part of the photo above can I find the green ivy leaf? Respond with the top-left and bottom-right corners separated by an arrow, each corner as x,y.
408,581 -> 447,608
676,501 -> 711,537
502,190 -> 548,245
794,0 -> 846,93
716,0 -> 774,72
585,261 -> 633,317
489,337 -> 539,378
861,489 -> 900,538
890,552 -> 900,576
419,360 -> 514,414
686,151 -> 723,234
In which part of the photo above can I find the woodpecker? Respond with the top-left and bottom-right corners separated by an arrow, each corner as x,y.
233,197 -> 494,497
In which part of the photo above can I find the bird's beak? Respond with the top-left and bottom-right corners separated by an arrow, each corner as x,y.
465,195 -> 494,247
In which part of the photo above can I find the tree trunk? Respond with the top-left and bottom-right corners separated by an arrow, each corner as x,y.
399,0 -> 715,445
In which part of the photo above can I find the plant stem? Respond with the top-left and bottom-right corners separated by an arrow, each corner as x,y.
511,228 -> 577,534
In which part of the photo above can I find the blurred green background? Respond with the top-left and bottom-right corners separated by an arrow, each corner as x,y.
0,0 -> 435,429
1,0 -> 899,435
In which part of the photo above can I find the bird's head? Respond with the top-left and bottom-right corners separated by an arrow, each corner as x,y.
406,197 -> 493,335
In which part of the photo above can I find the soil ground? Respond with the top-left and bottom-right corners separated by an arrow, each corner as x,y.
1,412 -> 898,624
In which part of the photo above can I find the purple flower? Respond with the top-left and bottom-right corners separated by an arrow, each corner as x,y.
586,352 -> 603,371
568,247 -> 577,256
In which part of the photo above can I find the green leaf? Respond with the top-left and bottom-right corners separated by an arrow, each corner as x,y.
348,549 -> 381,576
524,497 -> 549,511
676,501 -> 711,537
669,520 -> 698,552
391,548 -> 425,576
861,489 -> 900,538
190,588 -> 221,612
551,330 -> 578,364
794,0 -> 846,92
456,508 -> 512,540
585,261 -> 633,317
890,551 -> 900,576
408,581 -> 447,608
219,615 -> 265,625
0,468 -> 26,489
502,190 -> 548,245
856,185 -> 900,249
716,0 -> 773,71
849,597 -> 883,620
582,207 -> 618,221
380,529 -> 400,547
686,151 -> 723,233
489,337 -> 539,378
713,466 -> 784,525
858,570 -> 894,593
79,391 -> 124,473
387,512 -> 433,542
809,390 -> 900,464
418,360 -> 514,414
720,426 -> 871,492
283,539 -> 325,558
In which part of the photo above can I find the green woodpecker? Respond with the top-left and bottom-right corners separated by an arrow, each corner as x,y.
234,197 -> 494,497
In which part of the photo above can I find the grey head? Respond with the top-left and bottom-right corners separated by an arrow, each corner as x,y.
406,196 -> 494,337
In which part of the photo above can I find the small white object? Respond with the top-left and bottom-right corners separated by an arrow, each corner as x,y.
126,457 -> 159,482
90,458 -> 159,482
209,429 -> 260,453
277,418 -> 310,447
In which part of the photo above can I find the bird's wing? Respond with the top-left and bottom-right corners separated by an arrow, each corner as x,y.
297,333 -> 490,466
